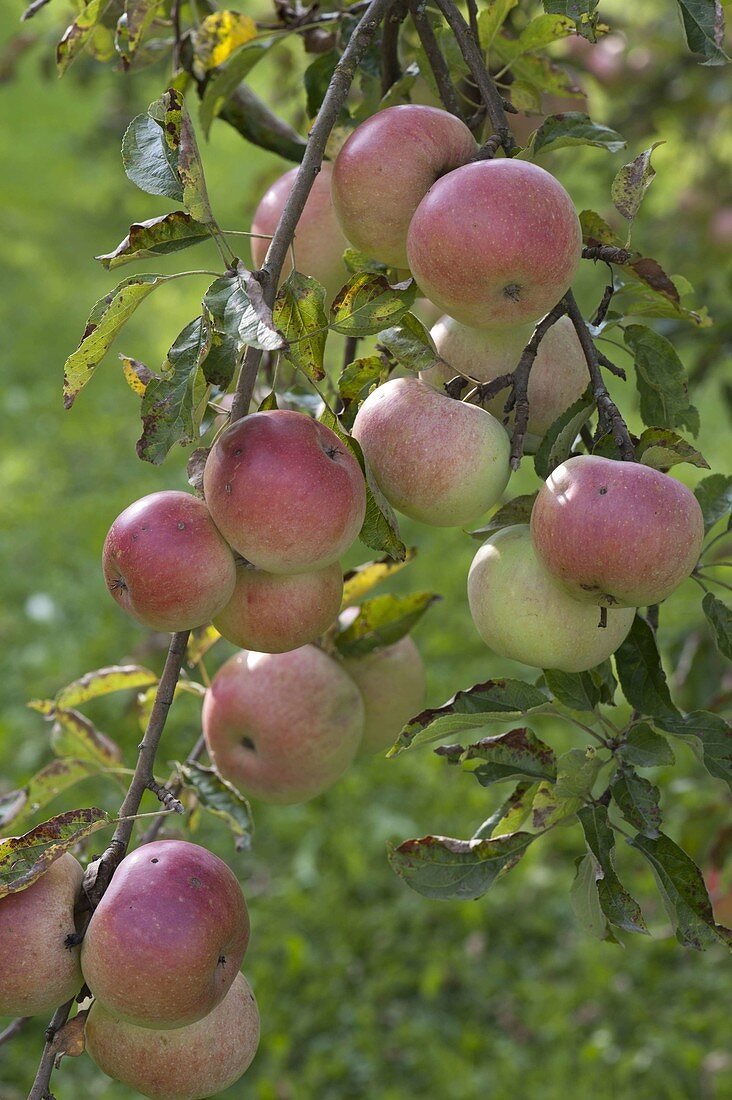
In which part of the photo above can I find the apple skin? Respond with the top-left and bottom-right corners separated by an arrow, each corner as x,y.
202,646 -> 364,804
250,163 -> 349,300
332,105 -> 476,268
351,377 -> 511,527
203,410 -> 366,575
80,840 -> 250,1030
0,851 -> 83,1017
423,315 -> 589,451
85,971 -> 259,1100
343,636 -> 426,754
406,159 -> 582,328
530,455 -> 706,608
468,525 -> 635,672
103,491 -> 236,633
213,561 -> 344,653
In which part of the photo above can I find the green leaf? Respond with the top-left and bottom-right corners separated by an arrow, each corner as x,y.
450,728 -> 557,786
580,208 -> 624,248
199,41 -> 272,137
543,2 -> 600,41
544,668 -> 600,713
570,853 -> 619,942
554,747 -> 603,799
137,317 -> 211,464
530,783 -> 582,828
0,809 -> 114,897
96,213 -> 210,270
624,324 -> 699,435
330,274 -> 417,337
57,0 -> 105,75
611,768 -> 662,837
55,665 -> 157,709
388,831 -> 535,901
478,0 -> 518,49
635,428 -> 709,471
341,548 -> 417,608
629,832 -> 732,948
527,113 -> 626,157
0,759 -> 100,832
273,272 -> 328,382
513,13 -> 576,54
656,711 -> 732,790
588,659 -> 619,706
702,593 -> 732,661
611,278 -> 710,328
204,261 -> 285,352
468,494 -> 538,540
611,143 -> 665,227
390,679 -> 549,755
115,0 -> 160,64
337,355 -> 385,428
576,804 -> 648,933
491,38 -> 579,96
304,48 -> 341,117
378,313 -> 442,373
177,761 -> 253,851
695,474 -> 732,532
675,0 -> 729,65
192,10 -> 258,76
334,592 -> 439,658
615,615 -> 680,720
122,111 -> 184,202
50,708 -> 123,768
618,724 -> 675,768
477,780 -> 540,839
342,248 -> 389,277
533,389 -> 594,480
63,273 -> 174,408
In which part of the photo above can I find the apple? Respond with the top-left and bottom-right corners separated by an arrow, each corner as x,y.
468,525 -> 635,672
202,645 -> 364,804
332,104 -> 476,268
0,851 -> 82,1017
203,411 -> 366,575
406,159 -> 582,328
351,377 -> 510,527
85,971 -> 259,1100
213,561 -> 343,653
81,840 -> 249,1029
530,455 -> 706,607
343,635 -> 426,754
423,314 -> 588,450
250,162 -> 349,300
103,491 -> 236,633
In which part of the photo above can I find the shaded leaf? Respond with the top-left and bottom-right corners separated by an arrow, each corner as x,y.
335,592 -> 439,658
186,624 -> 222,666
136,679 -> 206,733
122,111 -> 183,202
50,708 -> 123,768
618,723 -> 675,768
200,41 -> 272,137
341,548 -> 417,608
554,747 -> 603,800
513,13 -> 575,53
571,853 -> 619,942
177,761 -> 253,851
530,782 -> 582,829
615,615 -> 680,720
193,10 -> 258,77
588,659 -> 619,705
204,261 -> 285,352
702,593 -> 732,661
378,313 -> 442,373
0,759 -> 99,831
636,427 -> 709,471
468,494 -> 538,539
273,272 -> 328,381
137,316 -> 211,464
57,0 -> 105,75
612,142 -> 665,226
342,248 -> 389,276
478,0 -> 518,48
656,711 -> 732,790
528,112 -> 625,157
330,274 -> 417,337
338,354 -> 385,428
625,323 -> 699,435
695,474 -> 732,532
475,780 -> 539,839
577,804 -> 648,933
96,213 -> 210,270
611,278 -> 710,328
450,728 -> 557,786
675,0 -> 729,65
533,389 -> 594,480
544,668 -> 600,713
55,665 -> 157,709
304,48 -> 341,117
543,1 -> 600,41
388,831 -> 535,900
611,768 -> 662,837
0,809 -> 113,897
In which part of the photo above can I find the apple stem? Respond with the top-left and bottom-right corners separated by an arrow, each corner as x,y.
409,0 -> 464,120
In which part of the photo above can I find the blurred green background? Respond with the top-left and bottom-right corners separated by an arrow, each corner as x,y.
1,2 -> 731,1098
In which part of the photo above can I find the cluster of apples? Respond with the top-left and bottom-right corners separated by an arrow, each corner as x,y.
0,840 -> 257,1099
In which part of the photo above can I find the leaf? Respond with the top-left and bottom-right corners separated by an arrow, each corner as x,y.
96,213 -> 210,270
49,1012 -> 88,1063
186,624 -> 222,666
571,853 -> 619,942
177,761 -> 253,851
273,272 -> 328,382
136,680 -> 206,733
615,615 -> 680,720
695,474 -> 732,532
334,592 -> 439,658
611,143 -> 665,226
161,88 -> 214,226
635,428 -> 709,471
50,708 -> 124,768
200,41 -> 272,137
57,0 -> 105,75
543,1 -> 601,41
478,0 -> 518,48
342,248 -> 389,276
338,355 -> 385,428
115,0 -> 160,65
122,112 -> 184,202
528,113 -> 626,157
193,10 -> 258,76
513,13 -> 576,54
576,804 -> 648,933
63,274 -> 174,408
656,711 -> 732,790
330,274 -> 417,337
55,665 -> 157,709
629,832 -> 732,948
476,780 -> 540,839
533,389 -> 594,480
579,208 -> 624,248
554,747 -> 603,800
120,355 -> 156,395
702,593 -> 732,661
611,278 -> 710,328
589,659 -> 619,705
611,768 -> 662,837
388,831 -> 535,901
0,759 -> 100,831
530,783 -> 582,829
137,317 -> 211,464
544,668 -> 601,713
390,679 -> 549,755
341,548 -> 417,608
468,494 -> 538,539
624,324 -> 699,435
304,48 -> 341,117
204,262 -> 285,352
618,724 -> 675,768
491,38 -> 579,96
0,809 -> 113,898
449,728 -> 557,786
378,313 -> 442,373
675,0 -> 729,65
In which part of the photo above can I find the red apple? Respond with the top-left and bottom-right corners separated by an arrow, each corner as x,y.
531,455 -> 705,607
81,840 -> 250,1029
202,646 -> 364,804
103,491 -> 236,632
203,410 -> 366,574
406,159 -> 582,328
332,104 -> 476,268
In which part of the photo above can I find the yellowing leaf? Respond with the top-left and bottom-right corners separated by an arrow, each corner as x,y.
193,11 -> 258,76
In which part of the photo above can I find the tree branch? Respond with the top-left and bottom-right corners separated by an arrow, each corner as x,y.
381,1 -> 405,95
139,732 -> 207,846
408,0 -> 463,118
582,244 -> 632,265
27,999 -> 74,1100
0,1015 -> 29,1048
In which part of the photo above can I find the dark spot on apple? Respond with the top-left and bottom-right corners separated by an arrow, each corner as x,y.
503,283 -> 522,302
218,955 -> 227,967
188,876 -> 202,889
224,483 -> 232,494
111,578 -> 128,592
599,487 -> 608,495
151,858 -> 159,864
242,736 -> 256,752
234,448 -> 242,456
177,522 -> 186,530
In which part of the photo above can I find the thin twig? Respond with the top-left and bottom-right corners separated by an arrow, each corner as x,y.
0,1015 -> 29,1048
465,0 -> 479,42
20,0 -> 52,20
140,733 -> 207,846
409,0 -> 463,118
343,335 -> 359,370
381,1 -> 405,95
27,999 -> 74,1100
596,350 -> 626,380
582,244 -> 632,265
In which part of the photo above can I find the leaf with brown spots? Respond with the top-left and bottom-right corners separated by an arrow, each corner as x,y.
611,142 -> 665,229
387,831 -> 535,900
50,708 -> 123,768
97,213 -> 210,270
438,728 -> 557,786
0,809 -> 113,898
55,665 -> 157,709
0,759 -> 100,833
